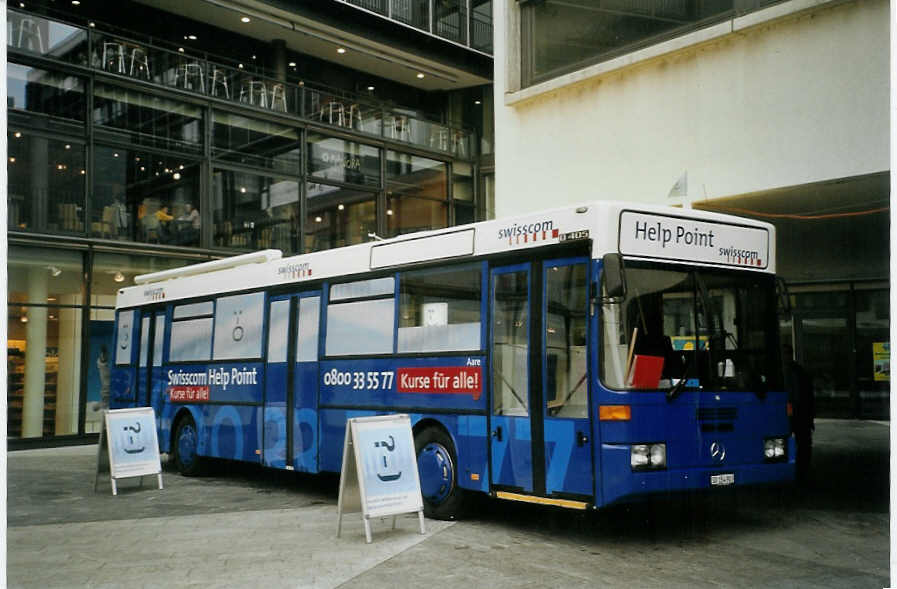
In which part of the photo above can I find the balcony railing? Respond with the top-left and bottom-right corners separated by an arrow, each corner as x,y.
7,9 -> 478,160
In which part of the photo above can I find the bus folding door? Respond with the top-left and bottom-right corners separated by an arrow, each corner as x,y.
263,292 -> 321,472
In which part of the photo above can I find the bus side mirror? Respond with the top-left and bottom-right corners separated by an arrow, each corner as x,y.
602,253 -> 627,300
776,277 -> 791,316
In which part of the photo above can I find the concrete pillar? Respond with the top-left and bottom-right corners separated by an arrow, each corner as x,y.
272,39 -> 287,82
55,297 -> 82,435
22,267 -> 48,438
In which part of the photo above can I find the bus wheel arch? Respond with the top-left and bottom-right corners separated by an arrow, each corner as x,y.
172,409 -> 205,476
413,421 -> 468,520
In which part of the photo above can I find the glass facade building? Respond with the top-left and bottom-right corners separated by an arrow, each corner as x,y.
7,1 -> 494,442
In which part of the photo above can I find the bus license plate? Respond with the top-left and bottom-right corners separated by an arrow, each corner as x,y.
711,473 -> 735,486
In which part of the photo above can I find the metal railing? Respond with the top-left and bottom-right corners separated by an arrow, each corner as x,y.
7,9 -> 478,160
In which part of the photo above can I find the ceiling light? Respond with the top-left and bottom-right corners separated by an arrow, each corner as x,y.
241,16 -> 251,23
8,157 -> 15,163
14,132 -> 22,138
179,165 -> 184,169
188,35 -> 197,40
337,204 -> 345,211
89,21 -> 95,27
71,0 -> 80,5
20,315 -> 28,324
80,169 -> 86,175
367,86 -> 375,91
337,47 -> 346,54
47,297 -> 56,301
113,271 -> 125,283
252,55 -> 257,60
289,61 -> 296,67
240,187 -> 247,193
474,100 -> 481,105
386,209 -> 393,216
178,47 -> 184,53
173,172 -> 181,180
113,152 -> 119,157
315,216 -> 323,223
238,64 -> 244,69
416,73 -> 425,79
65,144 -> 71,149
140,166 -> 145,171
48,266 -> 62,277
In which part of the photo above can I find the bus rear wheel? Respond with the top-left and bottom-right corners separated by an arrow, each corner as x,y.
173,416 -> 205,476
415,427 -> 467,520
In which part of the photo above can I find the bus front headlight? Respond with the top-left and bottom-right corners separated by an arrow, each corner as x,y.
631,443 -> 666,470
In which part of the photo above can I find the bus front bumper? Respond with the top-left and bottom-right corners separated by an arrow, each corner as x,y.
600,442 -> 796,507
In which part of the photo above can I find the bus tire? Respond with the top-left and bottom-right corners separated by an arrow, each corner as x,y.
173,415 -> 205,476
415,426 -> 467,520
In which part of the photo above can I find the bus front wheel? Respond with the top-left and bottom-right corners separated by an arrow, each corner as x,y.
415,427 -> 467,520
173,416 -> 205,476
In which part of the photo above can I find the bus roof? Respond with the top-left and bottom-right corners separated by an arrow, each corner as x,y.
116,201 -> 775,309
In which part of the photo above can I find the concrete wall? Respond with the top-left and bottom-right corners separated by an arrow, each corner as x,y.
494,0 -> 889,217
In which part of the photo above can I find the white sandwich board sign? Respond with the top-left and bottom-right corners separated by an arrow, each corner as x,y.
95,407 -> 163,496
336,414 -> 425,543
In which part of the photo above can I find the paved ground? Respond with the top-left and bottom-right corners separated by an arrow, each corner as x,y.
7,419 -> 889,588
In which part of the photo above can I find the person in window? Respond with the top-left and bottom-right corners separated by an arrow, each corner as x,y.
178,202 -> 200,230
783,344 -> 815,486
155,205 -> 174,241
176,202 -> 200,244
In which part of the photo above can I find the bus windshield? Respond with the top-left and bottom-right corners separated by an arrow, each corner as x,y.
601,261 -> 782,392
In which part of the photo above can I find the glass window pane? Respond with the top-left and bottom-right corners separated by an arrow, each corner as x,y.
8,131 -> 85,234
297,297 -> 321,362
471,1 -> 493,53
386,151 -> 447,237
545,263 -> 588,418
8,246 -> 83,305
325,298 -> 395,356
115,310 -> 135,366
525,0 -> 734,84
305,183 -> 376,252
399,264 -> 481,353
94,84 -> 203,153
331,277 -> 395,301
212,170 -> 299,252
92,253 -> 193,305
93,146 -> 201,246
213,292 -> 265,360
212,111 -> 300,172
170,318 -> 213,362
173,302 -> 214,319
392,0 -> 430,30
492,270 -> 529,416
307,134 -> 380,186
855,289 -> 889,416
435,0 -> 468,43
7,10 -> 88,65
139,316 -> 150,368
267,299 -> 290,363
7,62 -> 85,121
7,303 -> 80,438
153,315 -> 165,366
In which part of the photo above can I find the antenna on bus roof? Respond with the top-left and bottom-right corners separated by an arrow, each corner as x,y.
133,250 -> 283,285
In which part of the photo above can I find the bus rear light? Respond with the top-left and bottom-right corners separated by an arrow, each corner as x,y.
764,437 -> 787,461
599,405 -> 631,421
631,443 -> 666,470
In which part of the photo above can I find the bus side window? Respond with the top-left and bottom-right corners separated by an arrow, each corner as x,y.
170,302 -> 214,362
326,277 -> 395,356
115,310 -> 134,366
213,292 -> 265,360
398,264 -> 481,353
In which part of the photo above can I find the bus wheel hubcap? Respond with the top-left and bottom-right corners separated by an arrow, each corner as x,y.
418,442 -> 453,504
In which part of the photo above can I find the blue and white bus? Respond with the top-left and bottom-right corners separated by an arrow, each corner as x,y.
110,201 -> 793,518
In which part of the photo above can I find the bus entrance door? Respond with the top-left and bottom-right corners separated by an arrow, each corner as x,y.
541,259 -> 593,498
263,292 -> 321,472
490,264 -> 535,493
490,259 -> 595,501
136,310 -> 165,412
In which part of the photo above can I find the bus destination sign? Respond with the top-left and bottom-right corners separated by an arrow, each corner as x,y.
618,211 -> 769,269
